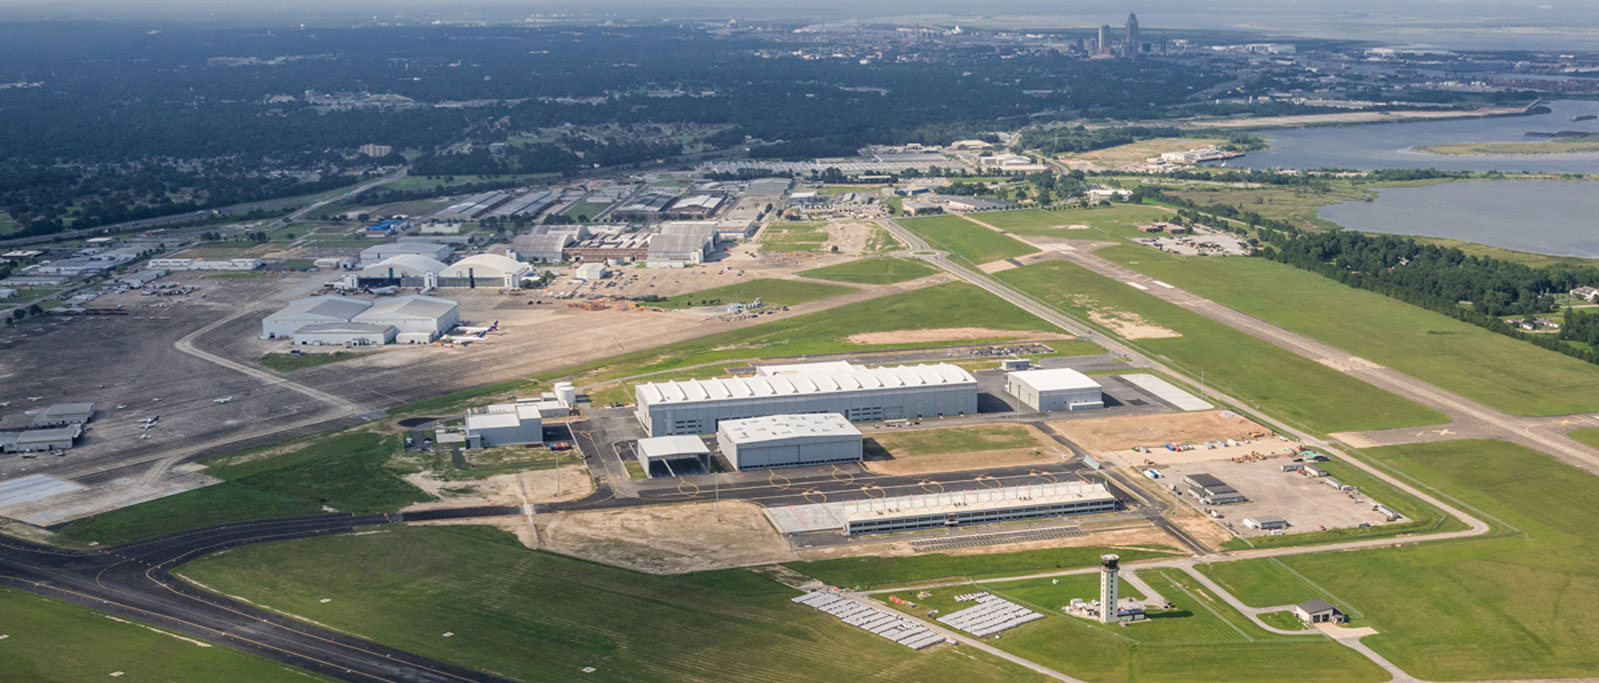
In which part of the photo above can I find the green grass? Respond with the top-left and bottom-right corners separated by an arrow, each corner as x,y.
898,215 -> 1036,265
1260,610 -> 1311,631
1208,439 -> 1599,680
996,261 -> 1446,433
561,282 -> 1057,383
560,200 -> 613,221
798,257 -> 938,284
1199,559 -> 1340,608
966,208 -> 1074,232
648,278 -> 854,309
258,351 -> 372,371
761,221 -> 829,253
59,431 -> 429,545
869,424 -> 1040,456
177,525 -> 1044,682
1045,204 -> 1176,239
0,588 -> 314,682
1099,246 -> 1599,417
1570,428 -> 1599,449
386,378 -> 544,417
788,545 -> 1179,590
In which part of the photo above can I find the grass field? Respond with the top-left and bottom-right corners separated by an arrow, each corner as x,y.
1075,137 -> 1226,167
0,211 -> 18,235
996,261 -> 1446,433
560,282 -> 1059,383
967,209 -> 1074,232
898,215 -> 1036,265
877,567 -> 1383,682
60,431 -> 428,545
0,588 -> 311,682
257,351 -> 373,372
177,525 -> 1042,682
788,545 -> 1179,590
1569,427 -> 1599,449
1417,138 -> 1599,155
560,200 -> 613,221
760,221 -> 829,253
798,257 -> 938,284
648,279 -> 853,309
1098,245 -> 1599,416
1044,204 -> 1175,239
869,424 -> 1038,456
1202,439 -> 1599,680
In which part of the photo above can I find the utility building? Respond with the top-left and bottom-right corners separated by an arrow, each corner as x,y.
1005,368 -> 1104,412
351,294 -> 459,343
717,413 -> 863,470
464,403 -> 544,449
634,362 -> 977,436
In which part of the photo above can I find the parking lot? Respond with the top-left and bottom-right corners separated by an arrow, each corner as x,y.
1158,456 -> 1402,537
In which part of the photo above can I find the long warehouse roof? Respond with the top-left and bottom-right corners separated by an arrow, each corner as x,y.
638,363 -> 975,406
842,481 -> 1114,522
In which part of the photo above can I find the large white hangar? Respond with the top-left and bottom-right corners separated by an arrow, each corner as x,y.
634,362 -> 977,436
352,294 -> 459,343
438,253 -> 530,288
261,295 -> 373,339
357,254 -> 449,285
360,242 -> 451,266
1005,367 -> 1104,412
717,413 -> 863,470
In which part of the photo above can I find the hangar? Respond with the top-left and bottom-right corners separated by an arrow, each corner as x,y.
647,221 -> 720,268
636,435 -> 712,477
1005,368 -> 1104,412
292,322 -> 396,346
0,425 -> 83,453
438,253 -> 530,288
30,403 -> 95,428
357,254 -> 449,285
634,362 -> 977,436
351,294 -> 459,343
464,403 -> 544,449
360,242 -> 451,266
717,413 -> 862,470
261,295 -> 373,339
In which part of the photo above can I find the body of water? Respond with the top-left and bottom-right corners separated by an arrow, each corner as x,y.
1318,179 -> 1599,257
1226,100 -> 1599,173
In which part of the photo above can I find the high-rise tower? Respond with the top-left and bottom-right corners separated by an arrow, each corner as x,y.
1125,13 -> 1141,57
1099,554 -> 1120,624
1098,24 -> 1111,53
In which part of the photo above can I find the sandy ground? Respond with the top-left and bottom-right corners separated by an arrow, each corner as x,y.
1076,295 -> 1181,340
978,259 -> 1019,273
1051,410 -> 1270,453
1183,104 -> 1528,129
536,500 -> 795,574
792,524 -> 1177,563
401,464 -> 594,511
846,327 -> 1064,345
823,221 -> 892,255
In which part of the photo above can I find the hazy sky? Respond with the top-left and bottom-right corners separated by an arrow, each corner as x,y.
1,0 -> 1595,49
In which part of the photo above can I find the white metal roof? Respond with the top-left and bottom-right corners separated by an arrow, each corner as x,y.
719,413 -> 861,445
638,363 -> 976,406
293,322 -> 395,335
269,295 -> 373,321
466,412 -> 523,430
440,254 -> 529,279
361,242 -> 450,260
756,361 -> 856,376
354,294 -> 458,322
359,254 -> 448,277
843,481 -> 1114,522
637,435 -> 710,460
1007,367 -> 1102,392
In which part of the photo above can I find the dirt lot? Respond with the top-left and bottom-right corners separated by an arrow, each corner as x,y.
847,327 -> 1064,345
822,221 -> 892,255
1070,294 -> 1181,340
536,500 -> 794,573
1160,457 -> 1402,537
1052,410 -> 1270,453
863,423 -> 1064,476
402,463 -> 593,510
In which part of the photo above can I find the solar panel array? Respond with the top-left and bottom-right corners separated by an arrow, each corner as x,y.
791,592 -> 949,650
935,593 -> 1044,637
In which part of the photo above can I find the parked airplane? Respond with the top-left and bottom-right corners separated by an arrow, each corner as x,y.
213,396 -> 233,404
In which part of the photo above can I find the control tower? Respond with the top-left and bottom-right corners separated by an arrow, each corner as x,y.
1099,553 -> 1120,624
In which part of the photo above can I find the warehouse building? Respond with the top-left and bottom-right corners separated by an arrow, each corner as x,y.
841,481 -> 1117,535
464,403 -> 544,449
1005,368 -> 1104,412
357,254 -> 449,286
635,435 -> 712,477
635,362 -> 977,436
574,263 -> 608,281
438,254 -> 530,288
609,190 -> 679,221
31,403 -> 95,429
360,242 -> 452,266
434,190 -> 513,221
261,295 -> 374,339
0,424 -> 83,454
510,226 -> 587,263
292,322 -> 396,346
647,221 -> 720,268
351,294 -> 459,343
717,413 -> 863,470
1183,473 -> 1248,505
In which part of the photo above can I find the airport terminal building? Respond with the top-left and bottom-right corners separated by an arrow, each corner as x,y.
635,362 -> 978,436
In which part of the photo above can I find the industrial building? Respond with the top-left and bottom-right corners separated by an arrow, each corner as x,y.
647,221 -> 720,268
356,254 -> 449,287
0,424 -> 83,454
1183,473 -> 1248,505
438,254 -> 530,288
716,413 -> 863,470
839,481 -> 1117,534
351,294 -> 459,343
574,263 -> 608,281
261,295 -> 373,339
563,233 -> 651,262
434,190 -> 514,221
147,257 -> 263,271
1005,368 -> 1104,412
1244,514 -> 1289,530
464,403 -> 544,449
635,435 -> 712,477
31,403 -> 94,428
609,190 -> 678,221
360,242 -> 452,266
292,322 -> 396,346
510,226 -> 588,263
485,190 -> 558,219
634,362 -> 978,436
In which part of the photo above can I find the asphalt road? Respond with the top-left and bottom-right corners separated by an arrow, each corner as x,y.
0,508 -> 517,683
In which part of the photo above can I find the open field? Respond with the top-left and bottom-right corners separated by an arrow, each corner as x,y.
177,525 -> 1043,682
1571,427 -> 1599,449
966,209 -> 1075,232
1203,439 -> 1599,680
996,261 -> 1447,433
0,587 -> 312,682
864,424 -> 1057,475
760,221 -> 829,253
789,545 -> 1179,590
1073,137 -> 1225,167
798,257 -> 938,284
1052,410 -> 1266,452
898,215 -> 1037,265
1165,183 -> 1370,230
878,568 -> 1384,683
1098,244 -> 1599,416
1042,204 -> 1174,239
649,278 -> 854,309
257,350 -> 374,372
1417,138 -> 1599,155
59,431 -> 427,545
537,501 -> 793,573
560,201 -> 613,221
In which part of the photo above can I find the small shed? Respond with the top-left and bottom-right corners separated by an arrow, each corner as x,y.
1292,599 -> 1345,626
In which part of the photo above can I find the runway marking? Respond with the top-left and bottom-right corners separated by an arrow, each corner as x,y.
802,488 -> 828,504
767,470 -> 792,491
1151,280 -> 1175,289
918,479 -> 945,494
1027,469 -> 1058,484
860,484 -> 886,499
675,478 -> 701,498
1434,429 -> 1454,436
830,464 -> 855,486
1125,281 -> 1149,291
975,474 -> 1003,489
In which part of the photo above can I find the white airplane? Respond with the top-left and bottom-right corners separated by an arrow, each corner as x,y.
116,404 -> 127,409
455,321 -> 500,338
27,396 -> 43,402
0,401 -> 9,408
213,396 -> 233,404
139,433 -> 151,440
139,416 -> 159,425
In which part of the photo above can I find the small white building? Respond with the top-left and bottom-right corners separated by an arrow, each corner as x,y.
574,263 -> 608,281
351,294 -> 459,344
358,254 -> 448,281
438,253 -> 530,288
636,434 -> 712,477
261,295 -> 374,339
360,242 -> 452,266
292,322 -> 397,346
464,403 -> 544,449
717,413 -> 863,471
1005,368 -> 1104,412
